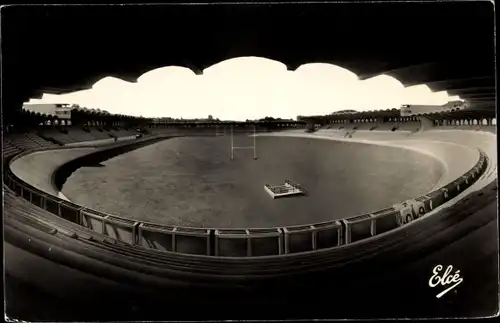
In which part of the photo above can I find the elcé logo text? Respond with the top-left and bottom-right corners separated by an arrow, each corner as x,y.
428,265 -> 463,298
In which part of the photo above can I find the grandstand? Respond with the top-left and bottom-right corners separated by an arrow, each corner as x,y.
3,102 -> 497,319
300,106 -> 496,139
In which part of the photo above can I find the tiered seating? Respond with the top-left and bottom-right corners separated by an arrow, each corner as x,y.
89,128 -> 113,140
147,127 -> 179,135
3,133 -> 58,161
328,121 -> 421,133
437,124 -> 496,134
108,129 -> 136,138
40,128 -> 138,145
3,140 -> 22,160
396,121 -> 421,132
479,125 -> 496,134
352,122 -> 378,131
24,133 -> 58,148
348,130 -> 412,141
41,129 -> 77,145
374,123 -> 399,131
7,133 -> 42,151
66,128 -> 100,142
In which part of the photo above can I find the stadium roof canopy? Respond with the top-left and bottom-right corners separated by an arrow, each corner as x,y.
2,3 -> 495,119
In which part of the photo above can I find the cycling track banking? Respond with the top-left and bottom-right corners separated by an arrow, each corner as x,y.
4,128 -> 498,320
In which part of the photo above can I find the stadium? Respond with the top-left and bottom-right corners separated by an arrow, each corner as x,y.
2,3 -> 497,322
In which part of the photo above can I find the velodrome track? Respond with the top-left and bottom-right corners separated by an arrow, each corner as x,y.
3,129 -> 498,320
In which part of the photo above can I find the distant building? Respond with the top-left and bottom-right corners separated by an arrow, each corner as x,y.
331,110 -> 358,115
400,100 -> 466,117
23,103 -> 73,119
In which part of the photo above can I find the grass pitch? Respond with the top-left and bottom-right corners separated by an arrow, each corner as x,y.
63,135 -> 442,228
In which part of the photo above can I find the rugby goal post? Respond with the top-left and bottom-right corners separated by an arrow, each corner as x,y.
230,124 -> 258,160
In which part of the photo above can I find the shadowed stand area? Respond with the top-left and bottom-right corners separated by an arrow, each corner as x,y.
4,180 -> 498,321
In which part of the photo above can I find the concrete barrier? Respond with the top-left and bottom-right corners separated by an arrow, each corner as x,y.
59,201 -> 82,224
80,209 -> 106,234
283,225 -> 314,253
65,138 -> 115,147
21,185 -> 31,202
371,208 -> 400,235
444,181 -> 460,199
343,214 -> 373,243
414,195 -> 432,214
461,174 -> 470,186
138,223 -> 176,252
394,202 -> 416,226
44,196 -> 60,215
428,189 -> 447,210
30,189 -> 46,209
5,175 -> 12,188
214,229 -> 249,257
213,228 -> 283,257
248,228 -> 283,256
174,227 -> 211,255
104,215 -> 140,245
469,166 -> 480,180
12,180 -> 22,196
313,221 -> 343,249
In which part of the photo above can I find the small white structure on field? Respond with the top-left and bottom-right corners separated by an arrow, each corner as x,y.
264,180 -> 306,199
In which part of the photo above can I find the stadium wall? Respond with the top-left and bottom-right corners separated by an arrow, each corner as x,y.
5,130 -> 494,259
64,138 -> 116,146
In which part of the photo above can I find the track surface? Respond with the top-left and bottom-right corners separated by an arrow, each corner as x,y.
62,136 -> 441,227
